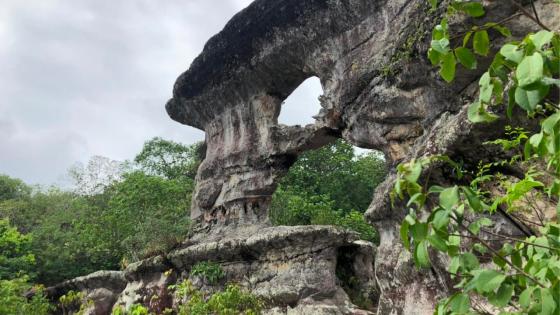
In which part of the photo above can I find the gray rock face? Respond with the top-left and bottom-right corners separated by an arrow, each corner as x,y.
47,226 -> 376,314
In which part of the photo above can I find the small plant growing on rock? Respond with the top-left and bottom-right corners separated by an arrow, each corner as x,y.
111,303 -> 151,315
169,279 -> 264,315
190,261 -> 225,285
59,290 -> 86,315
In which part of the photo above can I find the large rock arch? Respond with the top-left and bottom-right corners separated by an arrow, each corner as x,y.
45,1 -> 559,314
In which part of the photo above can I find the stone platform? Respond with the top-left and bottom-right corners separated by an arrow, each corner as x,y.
46,226 -> 377,314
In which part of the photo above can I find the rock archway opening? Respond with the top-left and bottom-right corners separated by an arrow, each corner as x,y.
269,138 -> 387,242
277,76 -> 323,126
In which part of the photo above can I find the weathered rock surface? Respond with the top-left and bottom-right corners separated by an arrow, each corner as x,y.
47,226 -> 376,314
47,0 -> 559,314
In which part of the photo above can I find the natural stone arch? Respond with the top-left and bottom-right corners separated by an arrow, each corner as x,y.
165,0 -> 445,229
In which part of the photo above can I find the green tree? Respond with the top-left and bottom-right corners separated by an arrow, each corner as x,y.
105,171 -> 192,262
0,174 -> 31,202
277,139 -> 386,214
134,137 -> 203,179
0,219 -> 52,315
0,219 -> 35,280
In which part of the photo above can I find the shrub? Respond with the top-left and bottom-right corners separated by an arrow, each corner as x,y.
170,280 -> 264,315
0,277 -> 53,315
190,261 -> 225,285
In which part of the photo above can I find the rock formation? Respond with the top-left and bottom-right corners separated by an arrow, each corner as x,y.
46,0 -> 559,314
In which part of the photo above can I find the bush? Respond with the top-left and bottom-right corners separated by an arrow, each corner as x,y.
0,277 -> 53,315
270,188 -> 378,243
191,261 -> 225,285
171,280 -> 263,315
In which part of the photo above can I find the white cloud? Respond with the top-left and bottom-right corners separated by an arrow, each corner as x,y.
0,0 -> 321,185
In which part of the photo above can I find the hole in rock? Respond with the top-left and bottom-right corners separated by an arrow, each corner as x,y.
269,139 -> 387,242
277,76 -> 323,126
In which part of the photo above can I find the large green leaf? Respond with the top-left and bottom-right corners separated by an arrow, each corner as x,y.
414,240 -> 430,268
411,222 -> 428,242
455,47 -> 477,69
514,84 -> 549,111
500,44 -> 524,64
540,288 -> 556,315
516,53 -> 544,88
488,283 -> 513,307
400,221 -> 410,250
428,232 -> 448,252
439,52 -> 456,82
473,30 -> 490,56
474,270 -> 506,293
439,186 -> 459,210
479,72 -> 493,103
530,30 -> 554,50
432,209 -> 450,230
460,2 -> 485,17
448,293 -> 470,313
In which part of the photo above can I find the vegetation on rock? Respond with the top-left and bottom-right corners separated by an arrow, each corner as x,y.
396,1 -> 560,314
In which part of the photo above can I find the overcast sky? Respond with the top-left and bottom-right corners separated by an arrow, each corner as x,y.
0,0 -> 323,185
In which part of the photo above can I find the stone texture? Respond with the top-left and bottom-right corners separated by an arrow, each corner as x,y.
46,226 -> 376,314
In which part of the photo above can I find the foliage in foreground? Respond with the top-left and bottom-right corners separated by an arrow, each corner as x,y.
396,1 -> 560,314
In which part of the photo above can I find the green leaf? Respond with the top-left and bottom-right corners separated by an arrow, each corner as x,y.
439,186 -> 459,210
492,25 -> 511,37
542,112 -> 560,133
432,209 -> 450,230
463,31 -> 473,47
540,288 -> 556,315
405,161 -> 422,182
428,48 -> 442,65
431,38 -> 450,54
411,223 -> 428,242
439,52 -> 456,82
514,84 -> 550,111
428,0 -> 437,10
462,187 -> 483,212
460,2 -> 485,17
479,72 -> 493,103
530,30 -> 554,50
468,101 -> 499,123
428,233 -> 448,251
455,47 -> 477,70
448,293 -> 470,313
461,252 -> 480,270
519,287 -> 535,308
500,44 -> 524,64
406,192 -> 425,207
517,53 -> 544,88
474,270 -> 506,293
473,30 -> 490,56
432,24 -> 446,41
400,220 -> 410,250
414,240 -> 430,268
488,283 -> 513,307
448,256 -> 461,275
